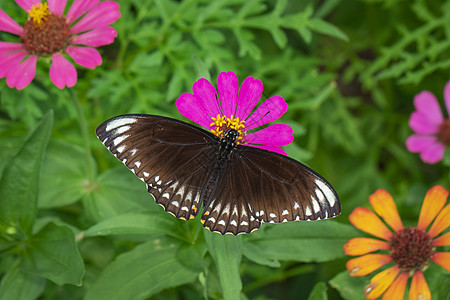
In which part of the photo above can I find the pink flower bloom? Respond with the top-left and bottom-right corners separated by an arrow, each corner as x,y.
0,0 -> 120,90
406,81 -> 450,164
176,71 -> 293,155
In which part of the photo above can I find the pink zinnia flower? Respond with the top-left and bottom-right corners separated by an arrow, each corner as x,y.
406,81 -> 450,164
176,71 -> 293,155
0,0 -> 120,90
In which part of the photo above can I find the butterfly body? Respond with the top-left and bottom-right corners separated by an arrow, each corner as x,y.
96,114 -> 341,235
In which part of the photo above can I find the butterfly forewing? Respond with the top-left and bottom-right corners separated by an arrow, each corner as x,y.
96,114 -> 218,220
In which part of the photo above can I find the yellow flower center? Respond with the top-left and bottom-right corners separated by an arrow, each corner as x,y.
210,114 -> 245,144
28,2 -> 50,26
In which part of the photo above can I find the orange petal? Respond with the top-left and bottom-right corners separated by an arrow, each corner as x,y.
349,207 -> 393,240
346,254 -> 392,277
369,189 -> 404,232
427,204 -> 450,238
364,265 -> 401,300
382,271 -> 408,300
409,271 -> 430,300
344,237 -> 390,256
433,231 -> 450,246
417,185 -> 448,231
431,252 -> 450,272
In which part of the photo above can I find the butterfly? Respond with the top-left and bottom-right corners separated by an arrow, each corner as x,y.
96,114 -> 341,235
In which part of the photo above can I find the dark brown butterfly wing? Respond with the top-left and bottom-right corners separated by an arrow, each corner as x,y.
96,114 -> 219,220
97,114 -> 341,235
201,146 -> 340,234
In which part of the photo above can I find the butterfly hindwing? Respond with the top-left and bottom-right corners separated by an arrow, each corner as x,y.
96,114 -> 218,220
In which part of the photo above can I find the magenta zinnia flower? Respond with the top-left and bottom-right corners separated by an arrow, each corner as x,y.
0,0 -> 120,89
406,81 -> 450,164
176,71 -> 293,155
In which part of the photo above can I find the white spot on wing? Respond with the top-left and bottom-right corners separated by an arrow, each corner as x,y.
222,204 -> 230,216
135,161 -> 141,168
106,117 -> 137,131
131,148 -> 138,156
208,217 -> 216,223
218,220 -> 226,226
181,206 -> 189,212
162,193 -> 170,199
113,135 -> 129,146
269,213 -> 276,218
116,145 -> 126,153
230,220 -> 237,227
171,201 -> 179,207
232,205 -> 238,216
311,196 -> 321,213
240,220 -> 249,226
282,210 -> 289,216
315,179 -> 336,207
115,125 -> 130,134
305,206 -> 312,216
143,172 -> 149,177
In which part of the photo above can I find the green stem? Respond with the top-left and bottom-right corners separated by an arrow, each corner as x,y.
69,89 -> 95,184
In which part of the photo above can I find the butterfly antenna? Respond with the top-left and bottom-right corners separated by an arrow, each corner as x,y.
245,111 -> 270,128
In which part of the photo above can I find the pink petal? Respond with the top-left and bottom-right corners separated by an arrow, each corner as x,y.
15,0 -> 41,12
244,144 -> 288,156
65,46 -> 101,69
0,9 -> 24,35
244,124 -> 293,147
245,96 -> 288,130
6,54 -> 37,90
0,50 -> 27,77
409,112 -> 439,135
235,76 -> 263,120
406,135 -> 438,153
192,78 -> 220,118
414,91 -> 443,126
176,92 -> 212,130
420,142 -> 445,164
70,26 -> 117,47
444,81 -> 450,117
48,0 -> 67,16
49,53 -> 77,89
0,41 -> 25,54
70,1 -> 120,34
66,0 -> 99,24
217,71 -> 238,117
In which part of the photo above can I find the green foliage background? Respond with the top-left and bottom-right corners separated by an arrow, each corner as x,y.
0,0 -> 449,299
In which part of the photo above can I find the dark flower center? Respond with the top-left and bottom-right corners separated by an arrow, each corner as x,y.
21,3 -> 72,56
438,118 -> 450,146
390,227 -> 433,270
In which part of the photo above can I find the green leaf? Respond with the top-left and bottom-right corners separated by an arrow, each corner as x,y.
329,271 -> 366,300
204,231 -> 243,300
84,166 -> 152,222
21,222 -> 85,286
39,139 -> 90,208
0,262 -> 45,300
0,111 -> 53,235
307,282 -> 328,300
243,242 -> 280,268
84,211 -> 186,241
246,221 -> 360,262
85,239 -> 198,300
308,18 -> 349,42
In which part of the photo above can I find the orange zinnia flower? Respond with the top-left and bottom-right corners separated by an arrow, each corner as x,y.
344,185 -> 450,299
